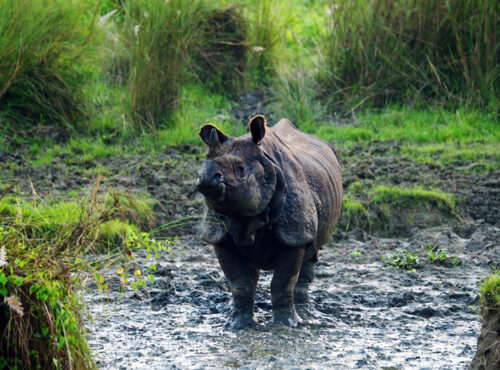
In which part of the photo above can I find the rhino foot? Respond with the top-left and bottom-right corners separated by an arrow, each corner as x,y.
294,286 -> 310,304
271,308 -> 302,327
224,312 -> 257,330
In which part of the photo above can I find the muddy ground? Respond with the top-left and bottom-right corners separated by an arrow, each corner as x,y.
1,120 -> 500,368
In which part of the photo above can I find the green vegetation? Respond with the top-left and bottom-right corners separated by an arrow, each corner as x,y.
341,195 -> 370,231
124,0 -> 203,128
371,185 -> 455,213
321,0 -> 500,111
0,186 -> 162,368
338,182 -> 456,234
350,250 -> 361,258
0,0 -> 99,128
1,0 -> 499,366
381,245 -> 460,271
480,271 -> 500,309
381,249 -> 421,271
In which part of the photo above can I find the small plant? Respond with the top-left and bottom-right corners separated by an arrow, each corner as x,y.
350,250 -> 361,258
423,245 -> 461,266
382,245 -> 460,271
118,231 -> 172,290
381,249 -> 420,271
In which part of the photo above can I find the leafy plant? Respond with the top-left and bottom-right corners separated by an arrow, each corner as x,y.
350,250 -> 361,258
381,249 -> 420,271
382,245 -> 460,271
0,179 -> 162,368
423,245 -> 461,266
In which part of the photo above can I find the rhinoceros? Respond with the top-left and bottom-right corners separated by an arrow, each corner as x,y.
196,115 -> 342,328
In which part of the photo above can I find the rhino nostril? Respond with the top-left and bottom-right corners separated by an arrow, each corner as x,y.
213,172 -> 223,182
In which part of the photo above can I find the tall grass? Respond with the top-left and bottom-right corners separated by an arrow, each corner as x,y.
0,0 -> 99,128
321,0 -> 500,111
245,0 -> 288,85
123,0 -> 203,130
191,6 -> 247,97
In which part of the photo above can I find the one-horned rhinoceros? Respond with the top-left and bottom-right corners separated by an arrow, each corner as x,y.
196,115 -> 342,328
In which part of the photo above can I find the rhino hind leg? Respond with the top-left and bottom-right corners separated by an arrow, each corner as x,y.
270,246 -> 305,327
214,243 -> 259,330
294,252 -> 318,304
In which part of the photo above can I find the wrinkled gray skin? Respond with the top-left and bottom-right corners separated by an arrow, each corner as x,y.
196,115 -> 342,329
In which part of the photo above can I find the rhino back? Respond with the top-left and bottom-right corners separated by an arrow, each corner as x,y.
262,119 -> 343,247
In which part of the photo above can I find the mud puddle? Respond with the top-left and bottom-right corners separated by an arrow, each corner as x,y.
85,223 -> 499,369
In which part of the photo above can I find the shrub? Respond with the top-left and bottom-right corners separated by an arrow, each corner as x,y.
0,0 -> 98,128
321,0 -> 500,111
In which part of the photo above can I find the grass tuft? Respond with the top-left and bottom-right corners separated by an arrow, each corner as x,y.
371,185 -> 455,213
480,271 -> 500,309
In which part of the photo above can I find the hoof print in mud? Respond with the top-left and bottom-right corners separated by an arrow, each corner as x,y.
196,115 -> 342,327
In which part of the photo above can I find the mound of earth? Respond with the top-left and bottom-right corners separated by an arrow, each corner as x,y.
470,308 -> 500,370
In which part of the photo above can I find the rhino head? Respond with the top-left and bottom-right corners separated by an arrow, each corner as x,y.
196,115 -> 286,245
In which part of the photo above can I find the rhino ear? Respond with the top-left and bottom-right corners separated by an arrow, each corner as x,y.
199,124 -> 229,147
249,115 -> 266,145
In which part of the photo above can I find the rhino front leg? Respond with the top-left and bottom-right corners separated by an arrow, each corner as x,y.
271,246 -> 305,327
214,243 -> 259,329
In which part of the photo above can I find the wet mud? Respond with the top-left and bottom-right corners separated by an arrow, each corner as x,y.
2,129 -> 500,368
86,223 -> 499,369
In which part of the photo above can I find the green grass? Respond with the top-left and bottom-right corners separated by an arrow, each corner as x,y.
480,271 -> 500,309
0,191 -> 154,244
30,138 -> 123,167
338,182 -> 456,233
136,84 -> 246,150
243,0 -> 288,85
303,107 -> 499,144
298,106 -> 499,172
341,195 -> 370,230
371,185 -> 455,213
0,186 -> 161,368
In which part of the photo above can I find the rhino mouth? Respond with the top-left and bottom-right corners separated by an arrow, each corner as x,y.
197,182 -> 226,201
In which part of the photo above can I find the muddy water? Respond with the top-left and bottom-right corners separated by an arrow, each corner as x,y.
86,224 -> 499,369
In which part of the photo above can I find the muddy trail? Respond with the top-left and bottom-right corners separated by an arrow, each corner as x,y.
2,129 -> 500,368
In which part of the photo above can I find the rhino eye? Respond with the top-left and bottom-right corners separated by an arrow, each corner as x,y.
237,164 -> 246,177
